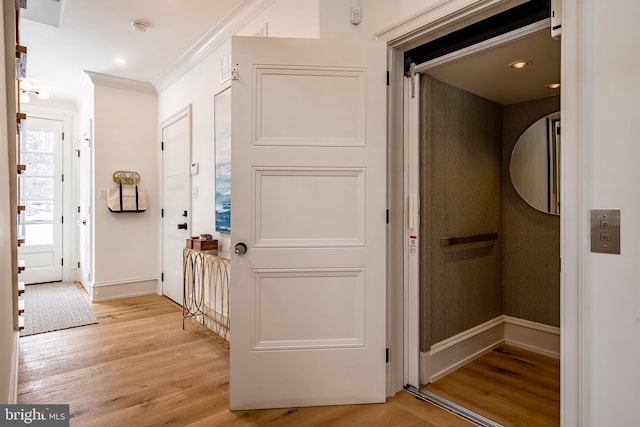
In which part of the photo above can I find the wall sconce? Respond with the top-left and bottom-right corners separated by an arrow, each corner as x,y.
20,79 -> 49,103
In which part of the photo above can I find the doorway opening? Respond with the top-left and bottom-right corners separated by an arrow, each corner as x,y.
18,116 -> 64,285
402,1 -> 561,425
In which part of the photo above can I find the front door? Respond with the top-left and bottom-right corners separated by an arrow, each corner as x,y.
18,116 -> 64,284
229,36 -> 387,409
161,108 -> 191,305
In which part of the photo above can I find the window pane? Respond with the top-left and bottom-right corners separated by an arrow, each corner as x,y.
21,177 -> 54,200
24,223 -> 53,245
23,130 -> 54,153
25,201 -> 54,223
23,152 -> 55,175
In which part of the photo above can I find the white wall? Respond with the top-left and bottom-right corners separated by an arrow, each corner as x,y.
319,0 -> 432,39
587,0 -> 640,423
92,83 -> 159,296
237,0 -> 319,38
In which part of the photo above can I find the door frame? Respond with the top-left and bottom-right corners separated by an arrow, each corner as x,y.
379,0 -> 586,424
21,105 -> 76,283
159,105 -> 192,297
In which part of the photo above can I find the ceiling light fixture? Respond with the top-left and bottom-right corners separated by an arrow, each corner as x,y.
115,58 -> 126,65
509,60 -> 532,69
19,79 -> 49,103
130,20 -> 149,32
20,89 -> 49,103
546,82 -> 561,89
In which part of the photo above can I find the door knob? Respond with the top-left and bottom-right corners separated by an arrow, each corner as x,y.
234,243 -> 247,256
177,223 -> 188,230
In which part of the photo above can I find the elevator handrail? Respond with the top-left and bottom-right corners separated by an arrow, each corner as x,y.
440,232 -> 498,246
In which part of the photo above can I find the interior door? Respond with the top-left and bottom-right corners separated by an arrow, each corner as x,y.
77,122 -> 93,290
161,108 -> 191,305
18,117 -> 64,284
229,36 -> 387,409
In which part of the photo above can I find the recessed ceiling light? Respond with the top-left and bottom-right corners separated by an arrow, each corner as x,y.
546,82 -> 561,89
115,58 -> 126,65
509,60 -> 532,69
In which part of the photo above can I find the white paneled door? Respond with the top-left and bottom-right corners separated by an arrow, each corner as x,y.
161,108 -> 191,305
18,117 -> 64,284
77,122 -> 93,289
229,37 -> 387,410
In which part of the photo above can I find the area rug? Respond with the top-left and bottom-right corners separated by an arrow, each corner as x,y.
20,282 -> 98,337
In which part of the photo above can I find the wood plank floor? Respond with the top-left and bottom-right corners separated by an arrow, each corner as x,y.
422,345 -> 560,427
18,292 -> 472,427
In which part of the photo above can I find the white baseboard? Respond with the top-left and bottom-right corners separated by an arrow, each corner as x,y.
91,277 -> 158,302
504,315 -> 560,359
421,316 -> 504,384
421,315 -> 561,384
9,331 -> 19,404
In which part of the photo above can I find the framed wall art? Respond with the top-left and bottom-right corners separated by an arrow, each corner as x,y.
214,86 -> 231,233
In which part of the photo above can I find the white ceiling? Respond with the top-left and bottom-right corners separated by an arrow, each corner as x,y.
420,26 -> 561,105
19,0 -> 559,108
19,0 -> 245,106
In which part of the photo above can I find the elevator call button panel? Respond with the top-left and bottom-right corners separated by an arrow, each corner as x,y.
590,209 -> 620,254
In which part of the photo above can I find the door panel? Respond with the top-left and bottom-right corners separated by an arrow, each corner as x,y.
77,125 -> 93,291
255,67 -> 366,145
251,268 -> 365,350
230,36 -> 386,410
254,168 -> 365,246
161,108 -> 190,305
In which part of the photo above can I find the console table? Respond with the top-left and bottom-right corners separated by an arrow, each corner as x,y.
182,248 -> 230,346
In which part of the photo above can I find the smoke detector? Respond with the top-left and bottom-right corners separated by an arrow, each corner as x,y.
131,20 -> 149,32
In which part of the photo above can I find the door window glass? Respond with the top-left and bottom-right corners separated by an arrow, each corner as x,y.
20,128 -> 57,245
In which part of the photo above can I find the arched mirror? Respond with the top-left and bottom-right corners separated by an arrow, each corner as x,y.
510,112 -> 561,215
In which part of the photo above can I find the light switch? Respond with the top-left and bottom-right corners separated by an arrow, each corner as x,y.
590,209 -> 620,254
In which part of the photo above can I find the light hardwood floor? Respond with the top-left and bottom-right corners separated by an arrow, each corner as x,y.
18,292 -> 472,427
423,345 -> 560,427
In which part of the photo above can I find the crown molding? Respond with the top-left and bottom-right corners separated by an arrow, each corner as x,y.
376,0 -> 527,50
84,71 -> 157,95
153,0 -> 276,93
